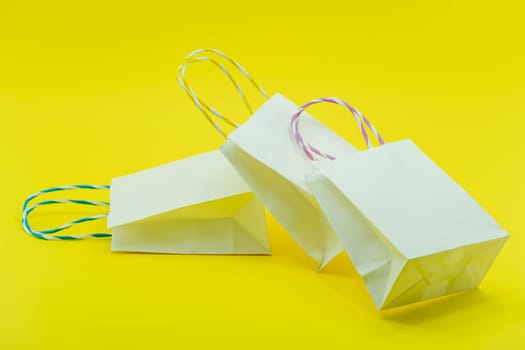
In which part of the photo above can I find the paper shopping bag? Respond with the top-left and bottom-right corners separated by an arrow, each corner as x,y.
22,151 -> 271,255
222,94 -> 360,268
291,97 -> 509,309
178,49 -> 362,268
107,150 -> 271,254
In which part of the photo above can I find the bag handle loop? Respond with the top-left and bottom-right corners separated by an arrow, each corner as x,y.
291,97 -> 384,161
177,49 -> 268,137
22,184 -> 111,240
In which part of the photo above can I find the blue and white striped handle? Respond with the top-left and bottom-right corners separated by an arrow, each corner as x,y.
22,184 -> 111,240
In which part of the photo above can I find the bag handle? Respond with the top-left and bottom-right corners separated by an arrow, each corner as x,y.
22,184 -> 111,240
291,97 -> 385,161
177,57 -> 243,135
177,49 -> 268,137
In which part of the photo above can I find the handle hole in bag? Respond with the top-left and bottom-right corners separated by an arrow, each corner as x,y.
291,97 -> 385,161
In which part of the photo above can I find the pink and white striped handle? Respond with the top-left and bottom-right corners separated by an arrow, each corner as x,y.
291,97 -> 385,161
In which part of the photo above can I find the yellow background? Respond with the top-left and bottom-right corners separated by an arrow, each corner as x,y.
1,0 -> 524,348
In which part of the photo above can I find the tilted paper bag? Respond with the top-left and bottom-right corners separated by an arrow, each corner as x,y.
292,97 -> 509,309
222,93 -> 362,268
177,49 -> 367,268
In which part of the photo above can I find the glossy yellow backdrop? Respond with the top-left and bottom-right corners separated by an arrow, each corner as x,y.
1,1 -> 524,348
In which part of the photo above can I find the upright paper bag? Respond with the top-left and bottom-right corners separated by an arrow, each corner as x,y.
291,97 -> 509,309
23,151 -> 271,255
178,49 -> 362,268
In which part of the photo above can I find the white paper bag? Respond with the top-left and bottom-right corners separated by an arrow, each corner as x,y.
222,94 -> 363,268
292,97 -> 509,309
177,49 -> 361,268
107,150 -> 271,255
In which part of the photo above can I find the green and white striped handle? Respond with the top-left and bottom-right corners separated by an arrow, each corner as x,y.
22,184 -> 111,240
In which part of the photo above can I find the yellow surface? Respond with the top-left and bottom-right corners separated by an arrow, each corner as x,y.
1,1 -> 524,348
